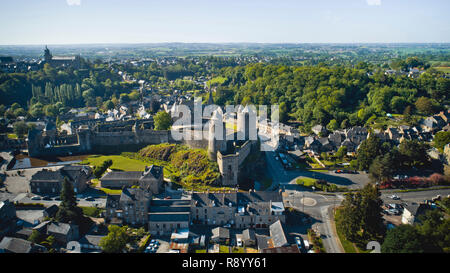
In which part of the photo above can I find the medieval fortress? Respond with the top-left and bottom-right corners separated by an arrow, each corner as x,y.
26,98 -> 273,186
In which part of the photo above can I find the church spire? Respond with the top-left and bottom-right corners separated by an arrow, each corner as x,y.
207,87 -> 214,105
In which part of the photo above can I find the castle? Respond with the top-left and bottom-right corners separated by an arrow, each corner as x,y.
43,46 -> 81,68
27,95 -> 258,187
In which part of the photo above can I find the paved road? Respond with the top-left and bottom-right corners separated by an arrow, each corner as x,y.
381,188 -> 450,204
265,151 -> 371,190
283,187 -> 345,253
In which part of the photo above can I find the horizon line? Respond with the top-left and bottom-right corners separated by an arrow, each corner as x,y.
1,42 -> 450,47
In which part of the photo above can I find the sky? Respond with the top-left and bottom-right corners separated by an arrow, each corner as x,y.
0,0 -> 449,45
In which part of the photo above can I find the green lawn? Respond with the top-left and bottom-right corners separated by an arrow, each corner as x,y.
80,206 -> 104,217
219,245 -> 230,253
231,247 -> 245,253
195,249 -> 207,253
435,67 -> 450,73
7,134 -> 18,139
296,177 -> 317,187
80,155 -> 149,172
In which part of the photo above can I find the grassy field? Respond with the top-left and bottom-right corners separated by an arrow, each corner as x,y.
80,155 -> 149,172
296,177 -> 317,187
80,206 -> 104,218
219,245 -> 230,253
434,67 -> 450,73
7,133 -> 18,139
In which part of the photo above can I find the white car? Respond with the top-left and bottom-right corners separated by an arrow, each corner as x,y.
31,196 -> 41,200
237,238 -> 243,247
390,195 -> 400,200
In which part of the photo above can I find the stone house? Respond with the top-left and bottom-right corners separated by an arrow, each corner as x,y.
190,190 -> 285,229
29,165 -> 91,195
100,165 -> 164,195
148,199 -> 191,236
33,221 -> 79,244
118,188 -> 151,226
0,237 -> 46,253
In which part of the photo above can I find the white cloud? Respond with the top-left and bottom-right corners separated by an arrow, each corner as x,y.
366,0 -> 381,6
66,0 -> 81,6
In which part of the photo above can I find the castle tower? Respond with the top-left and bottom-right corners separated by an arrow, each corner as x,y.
44,46 -> 52,62
208,108 -> 226,161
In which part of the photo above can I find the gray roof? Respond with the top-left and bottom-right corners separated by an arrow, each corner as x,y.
0,237 -> 45,253
256,234 -> 270,250
212,227 -> 230,239
47,222 -> 75,235
148,212 -> 190,222
269,220 -> 288,248
101,171 -> 142,181
142,165 -> 163,180
120,187 -> 150,203
191,191 -> 283,208
79,235 -> 104,246
30,169 -> 64,183
242,229 -> 256,241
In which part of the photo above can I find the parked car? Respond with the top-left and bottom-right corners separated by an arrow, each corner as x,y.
303,240 -> 310,250
53,197 -> 61,201
85,197 -> 95,201
31,196 -> 41,200
237,238 -> 243,247
42,196 -> 52,201
295,237 -> 302,249
390,195 -> 400,200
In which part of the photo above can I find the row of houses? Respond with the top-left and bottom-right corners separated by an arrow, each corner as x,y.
301,110 -> 449,155
104,189 -> 286,237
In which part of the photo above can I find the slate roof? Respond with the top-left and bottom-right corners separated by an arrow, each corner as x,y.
101,171 -> 142,181
148,212 -> 190,222
256,234 -> 270,250
30,165 -> 91,184
43,204 -> 59,217
30,169 -> 64,183
47,222 -> 74,236
242,229 -> 256,242
120,187 -> 150,203
0,237 -> 45,253
191,191 -> 283,209
142,165 -> 163,180
269,220 -> 288,248
79,235 -> 104,247
212,227 -> 230,239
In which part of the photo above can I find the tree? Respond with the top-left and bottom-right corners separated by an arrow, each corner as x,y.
336,192 -> 362,242
99,225 -> 130,253
357,136 -> 382,171
154,111 -> 172,130
381,225 -> 424,253
327,119 -> 339,131
398,140 -> 430,168
55,177 -> 84,225
434,131 -> 450,151
369,154 -> 395,183
13,121 -> 29,138
415,97 -> 435,115
28,230 -> 45,244
416,210 -> 450,253
103,100 -> 114,111
359,184 -> 385,240
335,146 -> 347,160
